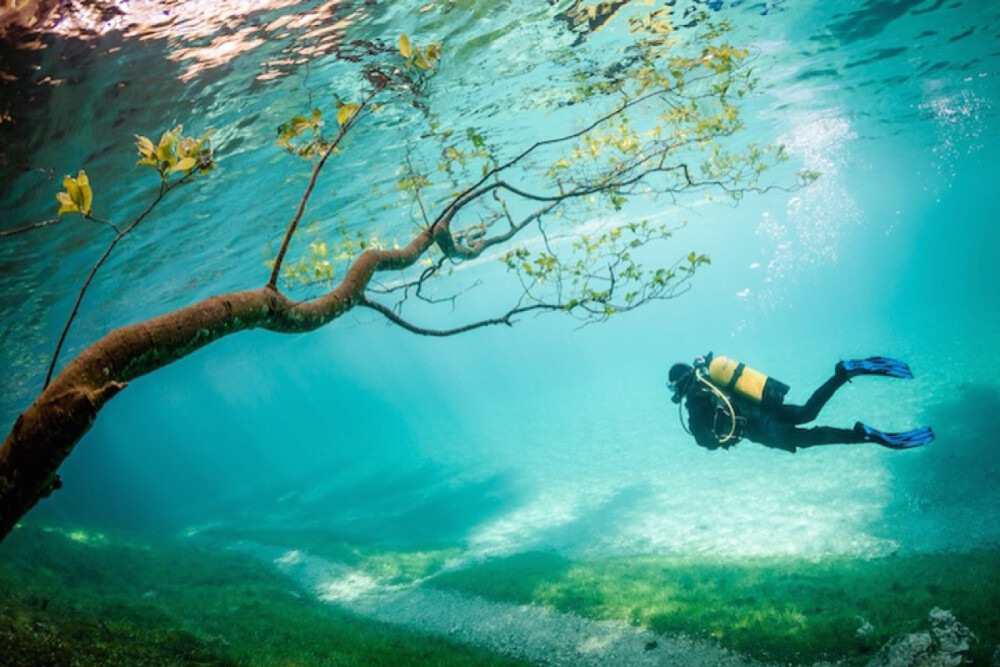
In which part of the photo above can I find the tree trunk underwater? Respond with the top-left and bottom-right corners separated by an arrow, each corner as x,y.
0,234 -> 433,543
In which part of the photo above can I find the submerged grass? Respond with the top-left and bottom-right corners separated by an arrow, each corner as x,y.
6,520 -> 997,666
429,549 -> 1000,665
0,524 -> 525,666
197,525 -> 461,585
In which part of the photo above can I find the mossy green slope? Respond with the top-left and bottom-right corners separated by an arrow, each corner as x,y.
0,524 -> 526,667
7,522 -> 996,666
429,549 -> 1000,665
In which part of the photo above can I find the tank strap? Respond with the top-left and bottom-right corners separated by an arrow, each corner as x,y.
694,369 -> 741,445
724,362 -> 746,392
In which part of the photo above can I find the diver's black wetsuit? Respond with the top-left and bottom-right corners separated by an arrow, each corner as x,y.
685,370 -> 866,452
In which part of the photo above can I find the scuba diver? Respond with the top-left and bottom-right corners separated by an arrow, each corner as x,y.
668,353 -> 935,452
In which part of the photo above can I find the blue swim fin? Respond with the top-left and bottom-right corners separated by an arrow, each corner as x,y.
840,356 -> 914,379
855,422 -> 934,449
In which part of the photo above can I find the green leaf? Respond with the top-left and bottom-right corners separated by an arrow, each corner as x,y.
398,33 -> 412,59
135,134 -> 155,158
195,128 -> 214,149
173,156 -> 197,172
424,43 -> 439,64
466,128 -> 486,151
156,127 -> 178,162
54,170 -> 92,215
337,103 -> 359,125
62,174 -> 81,204
55,191 -> 77,215
76,170 -> 92,214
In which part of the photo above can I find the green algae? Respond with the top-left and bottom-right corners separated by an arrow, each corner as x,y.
428,549 -> 1000,665
196,525 -> 463,585
0,524 -> 525,666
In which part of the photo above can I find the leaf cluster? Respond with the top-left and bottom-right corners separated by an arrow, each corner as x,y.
627,5 -> 674,38
271,225 -> 398,288
500,219 -> 707,321
277,108 -> 332,159
282,240 -> 335,285
398,33 -> 441,70
699,141 -> 788,193
135,126 -> 214,179
55,126 -> 215,218
55,170 -> 93,215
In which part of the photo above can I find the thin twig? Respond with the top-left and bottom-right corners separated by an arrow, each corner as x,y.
403,153 -> 432,229
432,82 -> 703,230
268,85 -> 384,288
44,181 -> 170,388
359,295 -> 559,336
85,214 -> 122,234
1,218 -> 63,237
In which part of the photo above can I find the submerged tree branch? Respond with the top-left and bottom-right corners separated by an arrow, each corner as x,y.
0,220 -> 436,542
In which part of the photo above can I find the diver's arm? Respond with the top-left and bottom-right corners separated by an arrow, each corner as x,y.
685,391 -> 721,449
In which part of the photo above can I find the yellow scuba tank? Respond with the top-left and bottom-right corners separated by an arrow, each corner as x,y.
706,354 -> 789,408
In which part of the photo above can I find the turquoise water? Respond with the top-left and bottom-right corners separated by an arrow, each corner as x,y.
2,0 -> 999,663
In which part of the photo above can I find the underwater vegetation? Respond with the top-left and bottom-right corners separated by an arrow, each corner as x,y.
429,549 -> 1000,665
0,524 -> 525,666
201,524 -> 465,586
2,521 -> 999,665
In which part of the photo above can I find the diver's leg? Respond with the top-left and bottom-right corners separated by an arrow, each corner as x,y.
782,425 -> 867,450
747,419 -> 857,452
778,371 -> 849,425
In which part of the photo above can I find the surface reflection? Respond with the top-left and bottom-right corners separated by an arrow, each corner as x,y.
3,0 -> 372,82
0,0 -> 374,81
